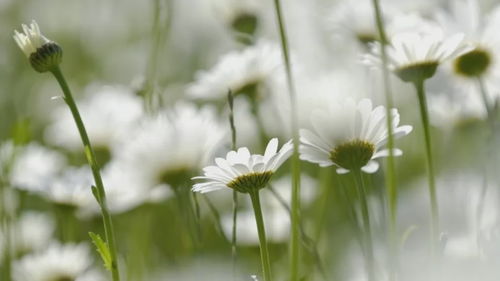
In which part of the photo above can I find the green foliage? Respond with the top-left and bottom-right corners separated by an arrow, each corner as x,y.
89,232 -> 112,272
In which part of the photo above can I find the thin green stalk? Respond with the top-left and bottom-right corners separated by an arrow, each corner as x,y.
0,182 -> 12,281
143,0 -> 172,112
0,145 -> 17,281
172,185 -> 201,247
477,77 -> 493,119
193,192 -> 202,225
271,1 -> 301,280
353,169 -> 375,281
414,80 -> 439,254
249,190 -> 272,281
227,90 -> 239,273
50,66 -> 120,281
369,0 -> 398,278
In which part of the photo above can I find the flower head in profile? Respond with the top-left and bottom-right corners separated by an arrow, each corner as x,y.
300,98 -> 412,174
364,29 -> 471,83
186,40 -> 282,101
192,138 -> 292,194
13,20 -> 62,73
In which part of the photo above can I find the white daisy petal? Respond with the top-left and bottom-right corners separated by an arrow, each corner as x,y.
361,161 -> 380,174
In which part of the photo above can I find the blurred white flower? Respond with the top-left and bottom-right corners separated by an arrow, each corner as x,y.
44,166 -> 94,209
300,98 -> 412,174
192,138 -> 292,194
97,161 -> 173,215
261,70 -> 370,139
0,212 -> 54,260
326,0 -> 395,46
10,142 -> 66,192
115,102 -> 225,189
435,0 -> 500,119
13,242 -> 93,281
45,84 -> 144,156
186,40 -> 282,100
364,29 -> 471,82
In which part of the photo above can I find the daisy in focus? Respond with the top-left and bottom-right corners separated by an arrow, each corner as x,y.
192,138 -> 292,194
300,98 -> 412,174
192,138 -> 292,281
13,20 -> 50,58
13,20 -> 62,73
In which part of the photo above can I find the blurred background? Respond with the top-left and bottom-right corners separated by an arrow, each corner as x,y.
2,0 -> 500,280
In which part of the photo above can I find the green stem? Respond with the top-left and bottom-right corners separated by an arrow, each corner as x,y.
477,77 -> 497,138
172,185 -> 201,248
50,66 -> 120,281
227,90 -> 239,272
353,169 -> 375,281
249,190 -> 273,281
0,184 -> 12,281
272,1 -> 301,280
477,77 -> 493,119
369,0 -> 398,278
232,190 -> 238,273
142,0 -> 172,112
0,146 -> 17,281
414,80 -> 439,254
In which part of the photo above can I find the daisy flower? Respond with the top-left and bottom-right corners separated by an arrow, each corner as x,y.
192,138 -> 292,281
115,102 -> 225,189
192,138 -> 292,194
0,212 -> 54,260
186,40 -> 282,101
436,0 -> 500,117
364,28 -> 471,83
299,98 -> 412,174
13,20 -> 50,58
10,142 -> 66,192
13,20 -> 62,73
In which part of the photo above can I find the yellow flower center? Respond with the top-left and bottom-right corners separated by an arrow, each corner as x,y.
227,171 -> 273,193
329,139 -> 375,170
395,61 -> 438,83
454,49 -> 491,77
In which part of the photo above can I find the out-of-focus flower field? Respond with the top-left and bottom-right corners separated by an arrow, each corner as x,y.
2,0 -> 500,280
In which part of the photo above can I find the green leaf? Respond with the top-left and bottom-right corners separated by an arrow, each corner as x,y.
89,232 -> 112,271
